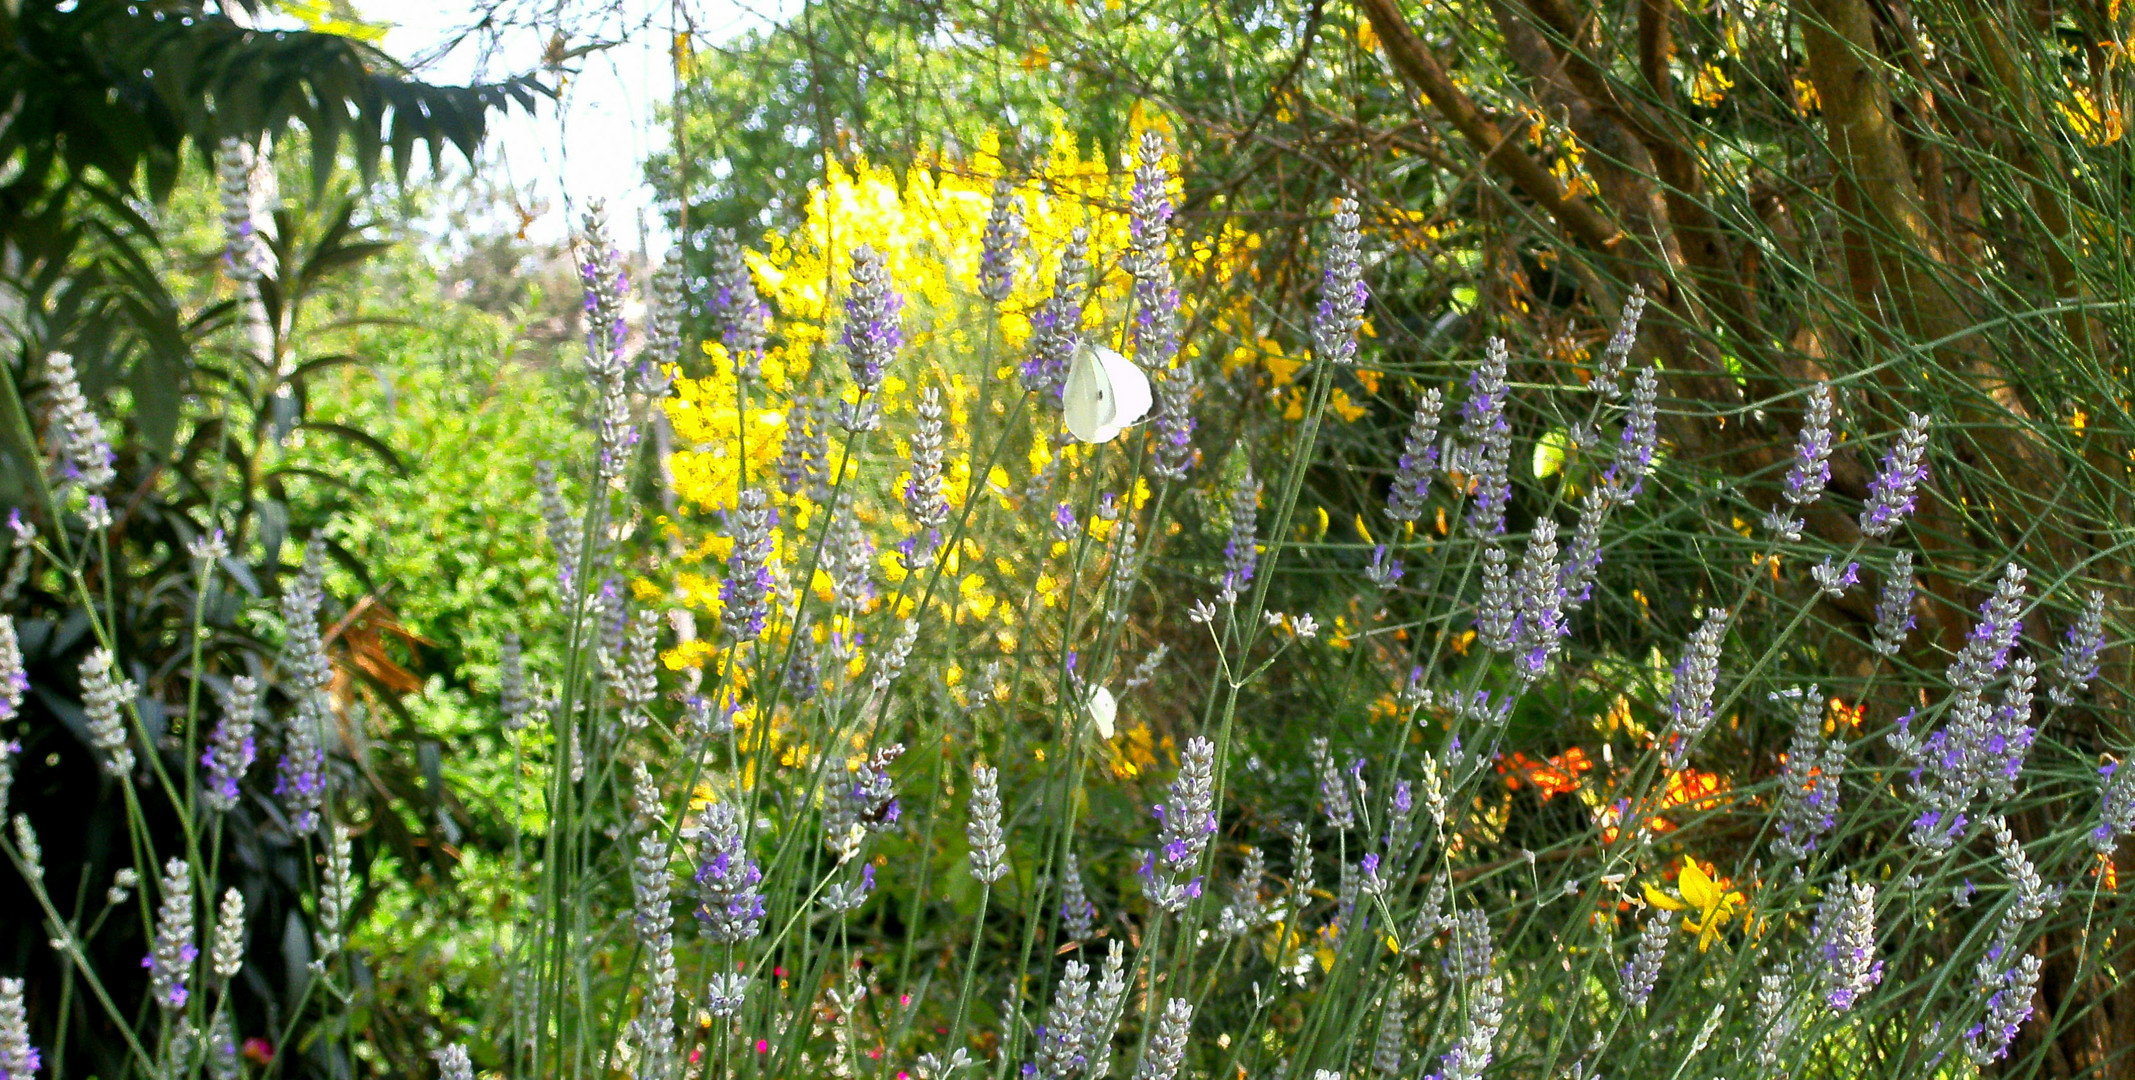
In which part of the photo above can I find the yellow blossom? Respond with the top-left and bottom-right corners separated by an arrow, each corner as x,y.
1643,856 -> 1748,951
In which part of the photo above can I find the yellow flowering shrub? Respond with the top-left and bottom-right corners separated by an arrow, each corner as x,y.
661,113 -> 1280,684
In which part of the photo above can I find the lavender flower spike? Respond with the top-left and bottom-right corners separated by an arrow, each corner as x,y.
840,246 -> 903,403
903,386 -> 951,565
1593,286 -> 1647,397
825,744 -> 904,862
694,802 -> 765,942
1761,384 -> 1837,542
2051,589 -> 2108,708
1511,517 -> 1569,679
1950,563 -> 2028,695
707,229 -> 769,381
1455,339 -> 1514,536
1314,197 -> 1368,366
1127,129 -> 1181,360
1664,609 -> 1730,770
42,351 -> 117,495
1475,540 -> 1516,652
1601,365 -> 1660,505
1024,228 -> 1091,397
0,740 -> 17,823
202,675 -> 262,813
721,490 -> 777,643
435,1045 -> 474,1080
0,977 -> 37,1080
1811,558 -> 1860,598
149,857 -> 197,1011
977,178 -> 1024,305
1387,388 -> 1444,523
0,615 -> 24,723
644,246 -> 686,372
1217,464 -> 1261,605
1620,914 -> 1670,1007
1871,551 -> 1918,657
81,648 -> 136,778
1967,946 -> 2043,1065
215,137 -> 266,283
1811,879 -> 1884,1011
1859,413 -> 1931,538
968,764 -> 1009,884
1135,997 -> 1194,1080
1312,736 -> 1355,829
1772,686 -> 1846,862
2092,759 -> 2135,855
1060,850 -> 1097,941
1372,991 -> 1407,1074
1142,736 -> 1218,912
1150,359 -> 1199,481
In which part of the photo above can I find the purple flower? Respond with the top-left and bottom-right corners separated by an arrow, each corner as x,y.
825,744 -> 904,862
708,228 -> 769,377
1474,539 -> 1515,652
1386,389 -> 1444,523
1761,384 -> 1836,541
694,802 -> 765,943
1859,413 -> 1931,538
1871,551 -> 1918,657
41,351 -> 116,496
1128,130 -> 1181,364
2050,588 -> 2107,707
1601,366 -> 1660,505
1620,915 -> 1669,1007
1313,198 -> 1368,366
2093,761 -> 2135,855
1142,737 -> 1217,912
1772,687 -> 1846,861
1312,736 -> 1355,829
0,976 -> 38,1080
840,246 -> 903,398
1060,850 -> 1097,941
1593,287 -> 1646,398
1967,940 -> 2042,1065
1664,609 -> 1730,770
1455,340 -> 1513,536
1022,229 -> 1090,397
1365,544 -> 1404,590
0,615 -> 24,723
148,858 -> 196,1011
202,676 -> 262,814
978,178 -> 1024,305
1217,465 -> 1261,605
1811,558 -> 1859,597
1557,487 -> 1611,608
576,207 -> 638,477
215,137 -> 266,283
1811,879 -> 1883,1011
1510,517 -> 1569,679
720,491 -> 778,643
1890,566 -> 2037,852
1150,360 -> 1199,481
903,386 -> 951,562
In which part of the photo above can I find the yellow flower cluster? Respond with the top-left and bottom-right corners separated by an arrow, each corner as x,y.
663,112 -> 1270,663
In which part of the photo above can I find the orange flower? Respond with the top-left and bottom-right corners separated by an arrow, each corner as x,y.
1499,747 -> 1593,800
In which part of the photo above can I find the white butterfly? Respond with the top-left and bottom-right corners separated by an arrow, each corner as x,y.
1086,685 -> 1118,740
1063,341 -> 1153,444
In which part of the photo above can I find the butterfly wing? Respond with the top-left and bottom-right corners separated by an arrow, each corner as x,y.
1087,686 -> 1117,740
1064,342 -> 1119,443
1095,345 -> 1153,436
